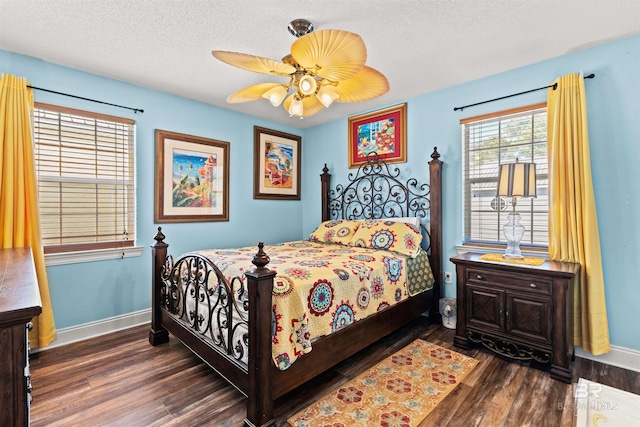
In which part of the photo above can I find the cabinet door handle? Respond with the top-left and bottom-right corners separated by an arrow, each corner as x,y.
530,283 -> 537,288
506,310 -> 510,319
476,275 -> 484,280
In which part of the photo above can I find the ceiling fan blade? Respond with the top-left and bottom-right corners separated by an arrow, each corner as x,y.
227,83 -> 283,103
212,51 -> 296,76
290,29 -> 367,82
283,94 -> 325,118
333,66 -> 390,103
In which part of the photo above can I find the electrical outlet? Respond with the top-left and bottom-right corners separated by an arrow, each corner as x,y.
444,272 -> 453,283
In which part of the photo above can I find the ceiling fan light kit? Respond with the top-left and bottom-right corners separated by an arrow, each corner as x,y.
262,85 -> 288,107
298,74 -> 318,96
212,19 -> 389,119
288,95 -> 304,117
316,85 -> 340,108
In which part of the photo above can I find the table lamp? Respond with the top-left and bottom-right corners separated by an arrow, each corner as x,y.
497,159 -> 537,259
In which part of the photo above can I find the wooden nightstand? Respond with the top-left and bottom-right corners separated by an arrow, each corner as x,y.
450,252 -> 579,383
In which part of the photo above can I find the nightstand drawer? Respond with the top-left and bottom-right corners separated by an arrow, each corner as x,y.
467,268 -> 551,294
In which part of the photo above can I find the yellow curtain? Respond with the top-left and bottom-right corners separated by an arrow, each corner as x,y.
0,74 -> 56,347
547,73 -> 609,355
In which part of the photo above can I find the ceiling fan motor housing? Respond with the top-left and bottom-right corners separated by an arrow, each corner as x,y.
288,19 -> 314,38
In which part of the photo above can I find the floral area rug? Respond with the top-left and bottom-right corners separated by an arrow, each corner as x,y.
288,339 -> 478,427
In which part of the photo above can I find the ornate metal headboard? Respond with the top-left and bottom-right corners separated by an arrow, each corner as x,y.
320,147 -> 443,319
320,148 -> 442,255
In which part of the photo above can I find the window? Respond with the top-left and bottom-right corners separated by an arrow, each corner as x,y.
461,103 -> 548,248
33,103 -> 135,254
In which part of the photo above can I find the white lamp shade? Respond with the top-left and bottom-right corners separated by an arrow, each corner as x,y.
316,85 -> 340,108
497,162 -> 537,198
262,85 -> 288,107
298,74 -> 318,96
288,95 -> 304,116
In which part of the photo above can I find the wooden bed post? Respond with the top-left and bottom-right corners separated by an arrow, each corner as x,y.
149,227 -> 169,346
320,164 -> 331,221
244,243 -> 277,427
429,147 -> 443,323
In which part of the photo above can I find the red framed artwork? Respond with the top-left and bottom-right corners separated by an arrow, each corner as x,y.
348,103 -> 407,168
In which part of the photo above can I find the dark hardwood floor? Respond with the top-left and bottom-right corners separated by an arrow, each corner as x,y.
30,317 -> 640,426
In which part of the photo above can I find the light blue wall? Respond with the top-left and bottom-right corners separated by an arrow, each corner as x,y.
302,34 -> 640,351
2,33 -> 639,351
1,50 -> 304,329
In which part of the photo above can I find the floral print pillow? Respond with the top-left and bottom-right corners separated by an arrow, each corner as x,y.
308,220 -> 362,245
349,219 -> 423,258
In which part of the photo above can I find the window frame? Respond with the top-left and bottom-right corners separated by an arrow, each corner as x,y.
460,102 -> 549,251
33,103 -> 141,264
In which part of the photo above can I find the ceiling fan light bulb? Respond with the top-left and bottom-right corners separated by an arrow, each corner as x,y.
298,75 -> 317,96
262,86 -> 288,107
316,86 -> 340,108
288,96 -> 304,117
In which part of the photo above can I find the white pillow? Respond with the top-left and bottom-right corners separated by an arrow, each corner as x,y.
379,216 -> 421,229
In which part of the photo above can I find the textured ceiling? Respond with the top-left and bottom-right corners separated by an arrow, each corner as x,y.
1,0 -> 639,128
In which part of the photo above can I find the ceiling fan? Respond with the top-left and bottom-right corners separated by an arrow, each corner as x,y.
211,19 -> 389,119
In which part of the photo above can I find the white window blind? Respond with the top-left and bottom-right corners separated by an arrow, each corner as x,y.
461,103 -> 548,248
33,103 -> 135,253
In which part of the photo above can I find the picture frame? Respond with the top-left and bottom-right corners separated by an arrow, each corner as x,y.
155,129 -> 229,223
253,126 -> 302,200
348,103 -> 407,168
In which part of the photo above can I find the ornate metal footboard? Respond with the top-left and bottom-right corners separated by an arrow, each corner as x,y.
159,250 -> 250,365
150,232 -> 275,426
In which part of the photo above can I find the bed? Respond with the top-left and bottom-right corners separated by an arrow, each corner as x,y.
149,147 -> 443,427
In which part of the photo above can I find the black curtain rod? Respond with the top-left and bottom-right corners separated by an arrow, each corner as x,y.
453,73 -> 595,112
27,85 -> 144,114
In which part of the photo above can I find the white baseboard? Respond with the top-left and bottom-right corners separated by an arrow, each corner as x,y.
33,308 -> 640,376
576,345 -> 640,374
34,308 -> 151,352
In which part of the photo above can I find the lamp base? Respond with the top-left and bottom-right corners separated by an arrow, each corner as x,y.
503,212 -> 525,259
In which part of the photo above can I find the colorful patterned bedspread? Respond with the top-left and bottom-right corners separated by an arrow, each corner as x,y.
196,240 -> 434,370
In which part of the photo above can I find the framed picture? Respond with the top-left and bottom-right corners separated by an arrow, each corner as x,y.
155,129 -> 229,223
254,126 -> 301,200
348,103 -> 407,168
